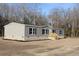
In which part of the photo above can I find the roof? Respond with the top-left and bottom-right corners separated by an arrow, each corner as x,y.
4,22 -> 49,28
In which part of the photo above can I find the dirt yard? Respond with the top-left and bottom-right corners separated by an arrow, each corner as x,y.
0,37 -> 79,56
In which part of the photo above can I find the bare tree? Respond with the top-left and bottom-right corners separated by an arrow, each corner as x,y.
48,8 -> 64,28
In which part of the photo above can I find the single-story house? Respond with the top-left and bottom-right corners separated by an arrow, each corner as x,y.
4,22 -> 64,41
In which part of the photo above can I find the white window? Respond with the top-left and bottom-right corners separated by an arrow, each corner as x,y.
42,29 -> 45,34
29,28 -> 32,34
33,28 -> 37,34
42,29 -> 49,34
29,28 -> 37,35
59,30 -> 62,34
46,29 -> 49,34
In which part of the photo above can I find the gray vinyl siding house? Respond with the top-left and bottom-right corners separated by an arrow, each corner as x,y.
4,22 -> 64,41
25,25 -> 49,40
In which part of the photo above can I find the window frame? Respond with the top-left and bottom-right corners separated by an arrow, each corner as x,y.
59,30 -> 62,34
29,27 -> 37,35
46,29 -> 49,34
42,29 -> 45,34
33,28 -> 37,34
42,28 -> 49,35
29,28 -> 33,34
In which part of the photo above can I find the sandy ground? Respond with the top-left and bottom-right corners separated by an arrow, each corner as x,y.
0,37 -> 79,56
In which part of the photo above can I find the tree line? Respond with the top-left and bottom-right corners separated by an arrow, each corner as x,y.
48,4 -> 79,37
0,3 -> 48,36
0,3 -> 79,37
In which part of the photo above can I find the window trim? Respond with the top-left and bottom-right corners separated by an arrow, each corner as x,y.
33,28 -> 37,34
46,29 -> 49,34
42,28 -> 49,35
42,29 -> 45,34
59,30 -> 62,34
29,28 -> 32,34
29,27 -> 37,35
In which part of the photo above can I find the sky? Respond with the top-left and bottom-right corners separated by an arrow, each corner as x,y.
38,3 -> 75,15
9,3 -> 75,15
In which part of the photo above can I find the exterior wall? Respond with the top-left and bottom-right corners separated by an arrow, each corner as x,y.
4,22 -> 64,41
57,29 -> 64,36
4,22 -> 25,41
25,26 -> 49,40
25,25 -> 64,40
25,26 -> 37,40
57,29 -> 64,38
52,28 -> 64,38
37,27 -> 49,39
